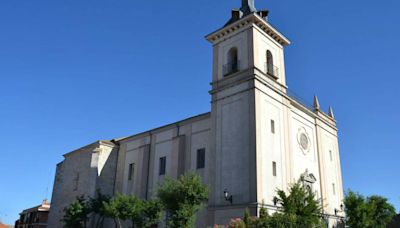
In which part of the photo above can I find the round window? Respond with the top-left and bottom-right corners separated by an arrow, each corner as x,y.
300,133 -> 309,151
297,128 -> 311,154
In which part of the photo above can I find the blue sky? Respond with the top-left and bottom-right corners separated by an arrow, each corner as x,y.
0,0 -> 399,224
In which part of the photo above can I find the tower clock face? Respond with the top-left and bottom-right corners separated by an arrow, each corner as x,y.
297,128 -> 311,154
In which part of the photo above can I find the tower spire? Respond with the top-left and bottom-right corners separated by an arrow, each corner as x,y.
241,0 -> 256,15
313,95 -> 320,111
328,106 -> 335,119
224,0 -> 268,26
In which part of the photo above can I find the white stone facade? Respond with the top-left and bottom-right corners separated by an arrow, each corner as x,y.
48,3 -> 344,228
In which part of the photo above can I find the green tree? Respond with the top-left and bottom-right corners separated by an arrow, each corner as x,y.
344,190 -> 396,228
136,199 -> 163,228
253,181 -> 324,228
62,196 -> 91,228
367,195 -> 396,228
275,181 -> 322,227
157,173 -> 208,228
103,193 -> 138,228
103,193 -> 162,228
259,206 -> 268,220
243,209 -> 251,226
88,190 -> 111,228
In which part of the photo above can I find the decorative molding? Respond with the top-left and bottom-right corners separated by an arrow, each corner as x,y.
206,13 -> 290,46
297,127 -> 311,154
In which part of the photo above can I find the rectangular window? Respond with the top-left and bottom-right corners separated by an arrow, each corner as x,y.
159,157 -> 166,175
329,150 -> 333,162
272,161 -> 277,176
271,120 -> 275,134
196,148 -> 206,169
128,163 -> 135,181
332,183 -> 336,195
73,172 -> 80,191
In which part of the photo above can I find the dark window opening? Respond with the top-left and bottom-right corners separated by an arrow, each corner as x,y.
271,119 -> 275,134
128,163 -> 135,181
159,157 -> 166,175
197,148 -> 206,169
272,161 -> 277,176
266,50 -> 278,78
224,47 -> 239,75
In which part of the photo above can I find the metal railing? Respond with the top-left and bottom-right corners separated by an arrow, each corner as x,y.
264,63 -> 280,78
286,89 -> 315,111
223,60 -> 240,76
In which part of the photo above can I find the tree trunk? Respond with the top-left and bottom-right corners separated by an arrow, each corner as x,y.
95,216 -> 104,228
117,218 -> 122,228
113,218 -> 118,228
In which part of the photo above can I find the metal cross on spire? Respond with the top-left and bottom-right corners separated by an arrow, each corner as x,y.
241,0 -> 257,15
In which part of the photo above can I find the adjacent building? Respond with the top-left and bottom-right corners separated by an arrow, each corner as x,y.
15,200 -> 50,228
48,0 -> 345,227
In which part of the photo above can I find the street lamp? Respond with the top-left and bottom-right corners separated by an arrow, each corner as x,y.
334,204 -> 344,215
273,196 -> 279,206
224,189 -> 233,204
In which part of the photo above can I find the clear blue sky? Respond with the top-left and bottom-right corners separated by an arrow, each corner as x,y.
0,0 -> 399,224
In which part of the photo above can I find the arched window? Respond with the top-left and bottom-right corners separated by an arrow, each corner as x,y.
224,47 -> 239,76
266,50 -> 274,76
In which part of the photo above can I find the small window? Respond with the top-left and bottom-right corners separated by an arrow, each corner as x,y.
128,163 -> 135,181
73,172 -> 80,191
332,183 -> 336,195
159,157 -> 166,175
196,148 -> 206,169
272,161 -> 277,176
271,119 -> 275,134
224,47 -> 239,75
266,50 -> 274,75
329,150 -> 333,162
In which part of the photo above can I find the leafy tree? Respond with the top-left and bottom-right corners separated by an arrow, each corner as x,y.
102,193 -> 162,228
88,190 -> 111,228
62,196 -> 91,228
344,190 -> 396,228
259,206 -> 268,220
227,181 -> 324,228
136,199 -> 163,228
367,195 -> 396,228
275,181 -> 322,226
243,209 -> 251,226
103,193 -> 138,228
157,173 -> 208,228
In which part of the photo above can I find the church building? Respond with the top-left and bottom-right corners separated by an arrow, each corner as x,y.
48,0 -> 345,227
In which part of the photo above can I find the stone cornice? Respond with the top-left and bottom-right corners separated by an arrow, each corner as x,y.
117,112 -> 211,144
206,13 -> 290,46
62,140 -> 117,158
209,71 -> 337,130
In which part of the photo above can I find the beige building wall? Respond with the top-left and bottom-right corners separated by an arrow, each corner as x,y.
47,141 -> 118,228
113,113 -> 211,227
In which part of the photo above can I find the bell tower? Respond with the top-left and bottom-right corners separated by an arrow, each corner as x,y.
207,0 -> 290,89
206,0 -> 291,224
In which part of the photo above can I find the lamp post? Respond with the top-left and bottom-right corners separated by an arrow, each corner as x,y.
224,189 -> 233,204
334,204 -> 344,215
273,196 -> 279,206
